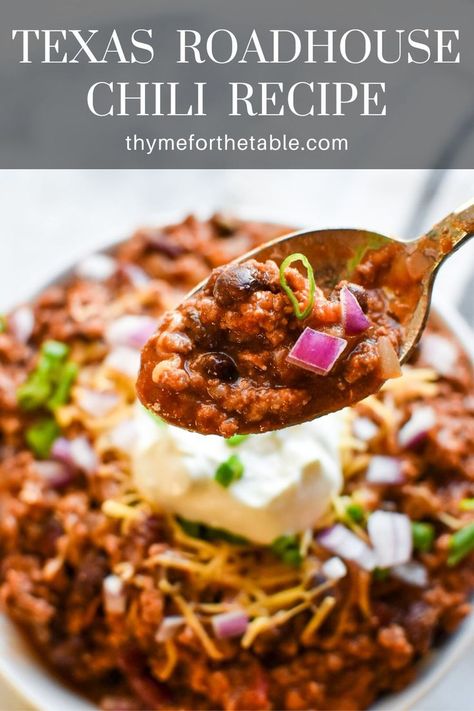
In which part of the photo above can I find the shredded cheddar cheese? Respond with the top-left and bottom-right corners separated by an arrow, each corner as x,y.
173,594 -> 223,660
102,499 -> 144,521
301,596 -> 337,646
83,356 -> 448,658
156,640 -> 178,681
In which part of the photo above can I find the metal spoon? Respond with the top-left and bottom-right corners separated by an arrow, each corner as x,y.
139,200 -> 474,434
189,198 -> 474,366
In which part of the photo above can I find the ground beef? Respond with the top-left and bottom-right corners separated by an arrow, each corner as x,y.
137,258 -> 405,435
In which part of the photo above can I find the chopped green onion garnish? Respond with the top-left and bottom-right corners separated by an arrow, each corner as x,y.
144,407 -> 167,427
177,517 -> 201,538
0,315 -> 6,333
460,498 -> 474,511
346,234 -> 389,275
47,362 -> 78,410
41,340 -> 69,362
17,340 -> 77,412
215,454 -> 244,488
271,534 -> 303,567
345,502 -> 365,524
177,517 -> 247,545
17,377 -> 51,411
373,567 -> 390,582
448,522 -> 474,566
412,521 -> 435,553
226,434 -> 249,447
279,253 -> 316,320
25,418 -> 60,459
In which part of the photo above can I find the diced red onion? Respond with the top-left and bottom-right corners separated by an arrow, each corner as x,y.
121,264 -> 151,288
105,347 -> 141,379
70,436 -> 98,474
106,315 -> 157,350
287,328 -> 347,376
352,417 -> 378,442
51,437 -> 73,463
420,334 -> 457,377
108,419 -> 138,453
340,286 -> 371,335
321,556 -> 347,581
377,336 -> 402,379
53,435 -> 97,474
76,253 -> 116,282
35,459 -> 75,489
366,455 -> 404,485
211,610 -> 249,639
77,388 -> 120,418
368,511 -> 412,568
464,395 -> 474,411
398,406 -> 436,449
317,524 -> 376,571
391,561 -> 428,588
103,574 -> 127,615
155,616 -> 185,642
9,305 -> 34,343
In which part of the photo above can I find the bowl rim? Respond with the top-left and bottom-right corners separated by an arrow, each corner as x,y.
0,222 -> 472,711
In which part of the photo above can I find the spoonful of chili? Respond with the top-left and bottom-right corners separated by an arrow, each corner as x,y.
137,200 -> 474,436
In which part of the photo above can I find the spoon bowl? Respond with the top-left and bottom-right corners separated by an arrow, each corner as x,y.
188,199 -> 474,366
138,201 -> 474,434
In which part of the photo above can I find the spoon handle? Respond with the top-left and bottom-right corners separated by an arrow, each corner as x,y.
421,198 -> 474,265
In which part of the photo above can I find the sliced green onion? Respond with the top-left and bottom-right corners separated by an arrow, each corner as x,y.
17,340 -> 76,412
460,498 -> 474,511
345,502 -> 365,524
143,406 -> 167,427
412,521 -> 435,553
215,454 -> 244,488
41,340 -> 70,362
448,522 -> 474,566
25,418 -> 60,459
346,234 -> 389,275
47,362 -> 78,410
177,517 -> 247,544
0,315 -> 6,333
177,517 -> 202,538
279,253 -> 316,320
226,434 -> 249,447
17,376 -> 51,411
271,534 -> 303,567
373,567 -> 390,582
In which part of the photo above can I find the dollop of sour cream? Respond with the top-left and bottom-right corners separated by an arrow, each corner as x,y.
132,406 -> 345,545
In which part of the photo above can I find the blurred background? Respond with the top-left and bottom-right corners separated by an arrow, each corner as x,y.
0,169 -> 473,322
0,168 -> 473,709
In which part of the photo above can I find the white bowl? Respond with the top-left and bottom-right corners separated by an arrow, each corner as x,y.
0,249 -> 472,711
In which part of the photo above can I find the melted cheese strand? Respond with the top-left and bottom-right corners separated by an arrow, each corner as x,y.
301,596 -> 337,646
173,595 -> 223,661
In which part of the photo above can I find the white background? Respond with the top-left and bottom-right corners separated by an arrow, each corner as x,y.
0,169 -> 473,710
